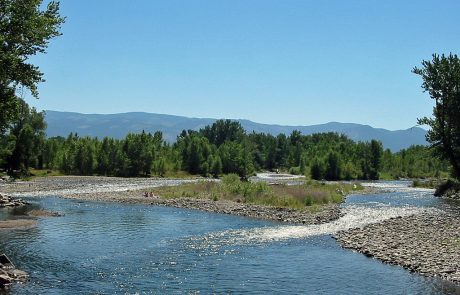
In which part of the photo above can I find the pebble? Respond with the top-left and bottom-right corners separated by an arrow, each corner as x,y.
149,197 -> 341,224
0,176 -> 341,225
0,194 -> 27,207
0,255 -> 28,288
334,212 -> 460,285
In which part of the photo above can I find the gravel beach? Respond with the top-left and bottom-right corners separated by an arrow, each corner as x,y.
335,189 -> 460,285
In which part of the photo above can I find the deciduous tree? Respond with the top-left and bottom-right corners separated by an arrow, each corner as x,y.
0,0 -> 64,132
413,53 -> 460,180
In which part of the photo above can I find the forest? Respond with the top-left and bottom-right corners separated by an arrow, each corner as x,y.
0,100 -> 449,180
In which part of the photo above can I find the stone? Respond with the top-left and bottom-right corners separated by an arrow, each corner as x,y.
334,212 -> 460,284
7,269 -> 28,281
0,275 -> 12,286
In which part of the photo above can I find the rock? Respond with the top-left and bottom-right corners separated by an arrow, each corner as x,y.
27,210 -> 63,217
0,254 -> 14,269
0,194 -> 28,207
335,212 -> 460,285
441,269 -> 456,274
0,254 -> 28,288
7,269 -> 28,281
0,274 -> 12,286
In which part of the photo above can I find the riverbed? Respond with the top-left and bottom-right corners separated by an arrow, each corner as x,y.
0,179 -> 459,294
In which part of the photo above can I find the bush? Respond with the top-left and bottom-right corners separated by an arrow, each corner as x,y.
221,173 -> 240,186
434,179 -> 460,197
289,166 -> 301,175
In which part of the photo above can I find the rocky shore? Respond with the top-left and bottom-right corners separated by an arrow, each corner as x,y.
0,193 -> 28,207
150,197 -> 341,224
0,254 -> 28,288
335,212 -> 460,284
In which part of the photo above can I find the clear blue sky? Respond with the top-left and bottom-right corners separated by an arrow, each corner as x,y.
26,0 -> 460,130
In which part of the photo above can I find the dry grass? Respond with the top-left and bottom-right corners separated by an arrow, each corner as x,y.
152,175 -> 361,210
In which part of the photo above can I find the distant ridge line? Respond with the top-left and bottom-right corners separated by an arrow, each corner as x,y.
44,110 -> 428,151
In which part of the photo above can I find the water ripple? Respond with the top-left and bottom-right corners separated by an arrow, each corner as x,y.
186,204 -> 440,249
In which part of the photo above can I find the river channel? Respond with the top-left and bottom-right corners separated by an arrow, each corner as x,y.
0,181 -> 459,294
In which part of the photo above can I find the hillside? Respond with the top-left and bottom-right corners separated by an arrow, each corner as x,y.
44,111 -> 427,151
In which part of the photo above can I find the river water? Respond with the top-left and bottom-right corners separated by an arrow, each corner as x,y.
0,181 -> 459,294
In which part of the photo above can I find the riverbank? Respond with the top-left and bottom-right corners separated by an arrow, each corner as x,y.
0,175 -> 360,225
335,207 -> 460,284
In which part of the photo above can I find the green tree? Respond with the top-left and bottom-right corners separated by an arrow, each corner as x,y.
413,53 -> 460,180
299,155 -> 307,175
200,119 -> 245,146
5,100 -> 46,173
311,158 -> 325,180
211,155 -> 223,178
0,0 -> 64,132
154,158 -> 166,177
369,140 -> 383,180
325,152 -> 341,180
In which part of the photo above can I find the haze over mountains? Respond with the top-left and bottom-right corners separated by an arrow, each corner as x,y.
44,110 -> 427,152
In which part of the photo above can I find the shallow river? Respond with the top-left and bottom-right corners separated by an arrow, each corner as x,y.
1,181 -> 459,294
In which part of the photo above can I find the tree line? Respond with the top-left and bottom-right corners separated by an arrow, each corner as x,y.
0,110 -> 449,180
0,2 -> 458,184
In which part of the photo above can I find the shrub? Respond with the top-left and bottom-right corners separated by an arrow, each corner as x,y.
289,166 -> 301,175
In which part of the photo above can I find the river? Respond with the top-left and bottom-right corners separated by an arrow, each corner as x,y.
0,181 -> 459,294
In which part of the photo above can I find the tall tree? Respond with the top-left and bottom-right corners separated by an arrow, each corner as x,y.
200,119 -> 245,146
0,0 -> 64,132
325,152 -> 341,180
369,140 -> 383,180
413,53 -> 460,180
6,100 -> 46,173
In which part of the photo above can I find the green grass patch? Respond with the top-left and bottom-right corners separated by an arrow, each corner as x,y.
151,174 -> 362,210
161,170 -> 195,179
378,172 -> 394,181
27,169 -> 64,178
412,178 -> 443,189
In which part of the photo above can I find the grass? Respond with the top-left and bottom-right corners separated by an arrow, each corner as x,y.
411,178 -> 442,189
28,169 -> 64,178
378,172 -> 394,181
151,174 -> 362,211
161,170 -> 196,179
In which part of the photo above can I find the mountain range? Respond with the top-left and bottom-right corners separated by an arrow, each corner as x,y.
44,110 -> 428,151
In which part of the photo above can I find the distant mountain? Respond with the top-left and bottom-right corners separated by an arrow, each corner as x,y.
44,110 -> 427,151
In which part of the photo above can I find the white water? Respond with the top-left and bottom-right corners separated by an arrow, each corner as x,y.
6,177 -> 441,249
361,181 -> 435,193
189,180 -> 441,249
189,205 -> 439,250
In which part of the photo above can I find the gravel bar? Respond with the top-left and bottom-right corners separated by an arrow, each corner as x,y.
0,176 -> 340,225
335,212 -> 460,284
